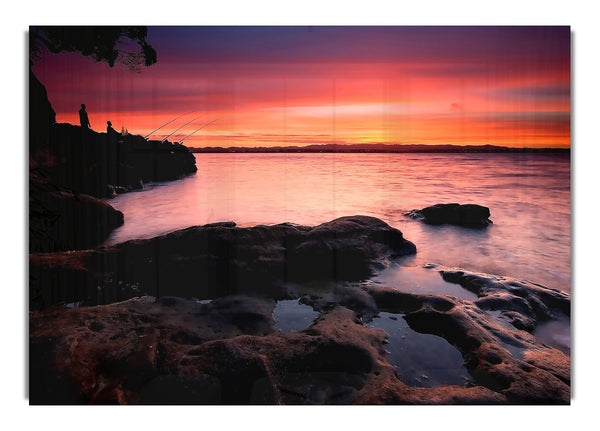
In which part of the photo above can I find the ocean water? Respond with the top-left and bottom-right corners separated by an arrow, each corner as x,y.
103,153 -> 571,293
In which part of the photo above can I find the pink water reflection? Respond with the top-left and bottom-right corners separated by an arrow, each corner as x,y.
104,153 -> 570,292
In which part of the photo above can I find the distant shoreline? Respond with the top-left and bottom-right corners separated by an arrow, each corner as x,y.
188,144 -> 570,154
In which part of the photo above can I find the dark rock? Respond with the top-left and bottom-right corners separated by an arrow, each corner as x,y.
362,284 -> 569,403
285,216 -> 417,281
299,284 -> 378,317
29,299 -> 507,404
406,203 -> 492,228
29,175 -> 124,253
37,123 -> 197,199
27,196 -> 570,406
30,215 -> 416,307
438,267 -> 570,326
30,284 -> 570,405
138,374 -> 222,404
29,68 -> 56,155
88,321 -> 104,332
28,245 -> 571,406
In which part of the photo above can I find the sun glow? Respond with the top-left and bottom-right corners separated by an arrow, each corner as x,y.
32,26 -> 570,149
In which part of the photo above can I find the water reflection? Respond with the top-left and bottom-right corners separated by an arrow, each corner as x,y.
371,264 -> 478,300
367,312 -> 471,388
273,299 -> 319,333
533,315 -> 571,355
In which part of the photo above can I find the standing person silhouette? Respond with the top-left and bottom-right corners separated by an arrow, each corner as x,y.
79,104 -> 90,128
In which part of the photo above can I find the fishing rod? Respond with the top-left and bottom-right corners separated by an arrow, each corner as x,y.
178,119 -> 219,143
161,114 -> 204,142
144,111 -> 194,139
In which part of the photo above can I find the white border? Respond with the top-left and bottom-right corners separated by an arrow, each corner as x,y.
4,1 -> 598,429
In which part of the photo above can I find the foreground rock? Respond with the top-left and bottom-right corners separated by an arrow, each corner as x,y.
29,296 -> 503,404
363,268 -> 570,403
28,212 -> 570,404
30,264 -> 570,404
29,216 -> 416,308
406,203 -> 492,227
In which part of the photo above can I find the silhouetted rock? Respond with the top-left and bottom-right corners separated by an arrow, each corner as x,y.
29,215 -> 416,308
406,203 -> 492,227
35,123 -> 197,199
29,68 -> 56,153
29,174 -> 124,253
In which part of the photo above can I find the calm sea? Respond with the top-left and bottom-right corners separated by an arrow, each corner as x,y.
103,153 -> 571,293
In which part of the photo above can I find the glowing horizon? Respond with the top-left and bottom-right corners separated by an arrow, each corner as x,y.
31,26 -> 571,149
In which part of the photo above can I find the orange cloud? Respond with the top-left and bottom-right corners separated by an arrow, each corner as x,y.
32,27 -> 570,149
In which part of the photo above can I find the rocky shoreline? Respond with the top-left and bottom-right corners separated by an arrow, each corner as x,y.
30,69 -> 198,201
29,216 -> 416,308
29,68 -> 197,253
29,216 -> 570,404
28,35 -> 570,406
29,124 -> 197,253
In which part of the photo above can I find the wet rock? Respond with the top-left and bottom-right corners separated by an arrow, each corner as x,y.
439,267 -> 570,328
30,298 -> 506,405
361,267 -> 570,404
401,303 -> 569,403
27,200 -> 570,405
299,283 -> 379,317
406,203 -> 492,227
30,261 -> 570,405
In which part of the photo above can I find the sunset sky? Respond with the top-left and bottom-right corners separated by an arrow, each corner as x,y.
31,26 -> 571,148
